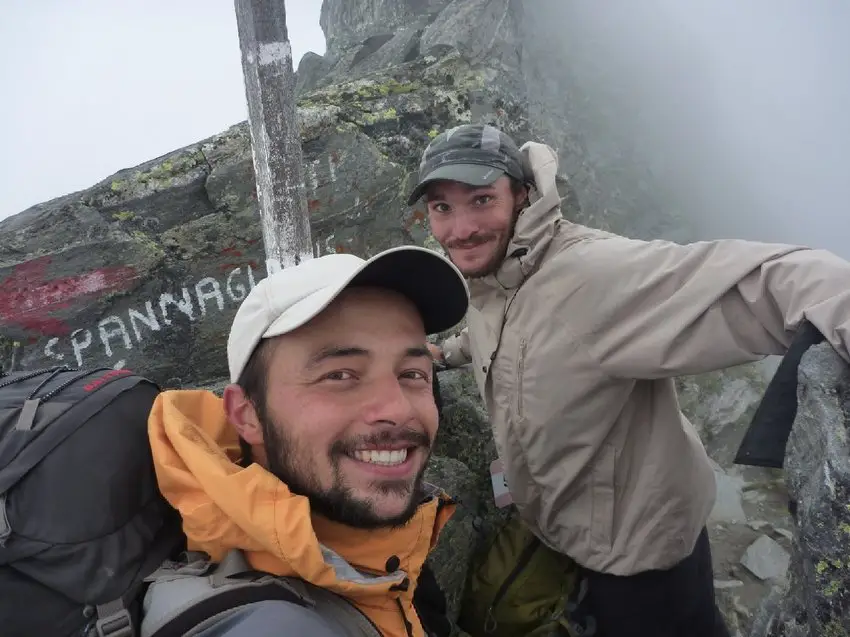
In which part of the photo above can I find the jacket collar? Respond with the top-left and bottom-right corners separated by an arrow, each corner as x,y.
147,389 -> 455,603
469,142 -> 564,296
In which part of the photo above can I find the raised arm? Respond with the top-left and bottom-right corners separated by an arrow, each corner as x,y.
567,235 -> 850,378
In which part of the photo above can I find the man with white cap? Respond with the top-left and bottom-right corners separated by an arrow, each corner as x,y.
143,246 -> 469,637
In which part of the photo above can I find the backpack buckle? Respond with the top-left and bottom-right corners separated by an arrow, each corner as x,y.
94,607 -> 135,637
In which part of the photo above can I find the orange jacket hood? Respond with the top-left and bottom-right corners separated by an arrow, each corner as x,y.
147,389 -> 455,637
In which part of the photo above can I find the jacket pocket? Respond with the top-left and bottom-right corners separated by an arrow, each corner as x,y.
590,443 -> 617,552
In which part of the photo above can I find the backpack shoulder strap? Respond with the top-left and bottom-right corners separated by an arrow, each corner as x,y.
141,549 -> 380,637
287,579 -> 382,637
91,509 -> 185,637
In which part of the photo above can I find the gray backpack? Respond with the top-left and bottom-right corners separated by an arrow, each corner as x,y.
141,548 -> 381,637
0,366 -> 398,636
0,366 -> 185,637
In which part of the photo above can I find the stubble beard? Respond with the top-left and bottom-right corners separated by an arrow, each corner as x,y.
446,207 -> 521,280
458,232 -> 512,279
259,403 -> 430,530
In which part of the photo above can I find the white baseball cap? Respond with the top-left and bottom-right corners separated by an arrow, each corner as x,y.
227,246 -> 470,383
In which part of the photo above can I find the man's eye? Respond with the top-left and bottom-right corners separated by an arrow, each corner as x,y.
323,370 -> 355,381
429,202 -> 451,213
474,195 -> 493,205
401,369 -> 430,382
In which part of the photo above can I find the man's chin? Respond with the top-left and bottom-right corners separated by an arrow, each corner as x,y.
303,460 -> 428,529
326,482 -> 422,529
458,261 -> 500,279
359,489 -> 420,525
346,472 -> 422,518
448,248 -> 501,279
350,455 -> 430,525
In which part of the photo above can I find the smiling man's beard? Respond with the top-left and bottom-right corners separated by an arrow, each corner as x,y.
446,207 -> 521,279
259,405 -> 432,529
450,233 -> 510,279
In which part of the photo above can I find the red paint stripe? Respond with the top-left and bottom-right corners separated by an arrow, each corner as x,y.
0,256 -> 138,336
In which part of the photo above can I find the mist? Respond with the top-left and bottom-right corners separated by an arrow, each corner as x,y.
542,0 -> 850,258
0,1 -> 325,222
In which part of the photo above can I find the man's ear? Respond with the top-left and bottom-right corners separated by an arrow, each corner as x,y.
516,184 -> 530,210
223,384 -> 264,445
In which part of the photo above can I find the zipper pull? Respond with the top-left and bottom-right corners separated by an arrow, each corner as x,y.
394,598 -> 414,637
484,605 -> 498,633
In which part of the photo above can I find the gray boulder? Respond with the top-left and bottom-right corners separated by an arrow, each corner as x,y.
750,343 -> 850,637
319,0 -> 450,57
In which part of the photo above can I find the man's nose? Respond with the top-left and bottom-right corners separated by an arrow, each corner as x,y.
450,208 -> 479,241
363,376 -> 417,426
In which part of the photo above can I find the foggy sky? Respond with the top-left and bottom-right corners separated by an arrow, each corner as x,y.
0,0 -> 325,220
554,0 -> 850,257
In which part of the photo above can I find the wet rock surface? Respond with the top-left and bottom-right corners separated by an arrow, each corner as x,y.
423,456 -> 480,623
741,535 -> 792,582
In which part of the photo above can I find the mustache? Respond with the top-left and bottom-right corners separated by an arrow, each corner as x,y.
446,234 -> 496,250
331,428 -> 432,456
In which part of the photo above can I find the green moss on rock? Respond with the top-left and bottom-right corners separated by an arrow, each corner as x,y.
361,106 -> 399,125
130,230 -> 166,263
300,76 -> 423,110
133,151 -> 206,190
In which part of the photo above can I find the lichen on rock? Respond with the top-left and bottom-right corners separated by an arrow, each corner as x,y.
749,343 -> 850,636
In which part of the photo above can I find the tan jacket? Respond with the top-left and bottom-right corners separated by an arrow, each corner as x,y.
441,141 -> 850,575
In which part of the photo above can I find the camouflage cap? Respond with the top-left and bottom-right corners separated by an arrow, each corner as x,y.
407,124 -> 529,205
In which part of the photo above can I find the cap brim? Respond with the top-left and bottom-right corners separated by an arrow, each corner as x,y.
263,246 -> 469,340
407,163 -> 506,205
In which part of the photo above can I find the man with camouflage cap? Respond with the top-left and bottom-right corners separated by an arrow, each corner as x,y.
412,123 -> 850,637
407,124 -> 531,280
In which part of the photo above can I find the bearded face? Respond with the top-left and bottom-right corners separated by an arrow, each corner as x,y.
227,287 -> 439,528
425,176 -> 526,278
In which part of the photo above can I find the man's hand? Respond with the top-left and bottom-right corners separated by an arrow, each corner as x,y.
427,342 -> 444,363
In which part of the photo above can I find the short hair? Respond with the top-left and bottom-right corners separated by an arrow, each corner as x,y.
234,339 -> 273,466
509,176 -> 528,198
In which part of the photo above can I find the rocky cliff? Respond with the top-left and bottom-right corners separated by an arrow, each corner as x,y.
1,1 -> 845,635
749,344 -> 850,637
0,0 -> 696,380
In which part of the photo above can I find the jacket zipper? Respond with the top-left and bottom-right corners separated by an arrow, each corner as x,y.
516,338 -> 527,418
483,535 -> 540,633
488,290 -> 522,376
389,573 -> 414,637
394,597 -> 414,637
